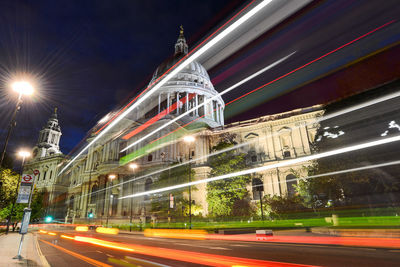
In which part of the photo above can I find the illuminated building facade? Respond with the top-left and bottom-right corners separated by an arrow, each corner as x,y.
29,29 -> 322,223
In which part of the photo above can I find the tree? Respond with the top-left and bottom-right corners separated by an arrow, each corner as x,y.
0,168 -> 20,209
0,167 -> 46,230
207,135 -> 251,217
262,194 -> 306,219
151,163 -> 196,218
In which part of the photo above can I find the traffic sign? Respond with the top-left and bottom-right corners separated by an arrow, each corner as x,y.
21,174 -> 34,184
16,185 -> 31,203
33,169 -> 40,176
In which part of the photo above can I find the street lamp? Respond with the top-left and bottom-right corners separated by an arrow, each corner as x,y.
6,150 -> 31,234
128,163 -> 138,232
86,162 -> 99,223
106,174 -> 116,227
0,81 -> 34,167
183,135 -> 195,229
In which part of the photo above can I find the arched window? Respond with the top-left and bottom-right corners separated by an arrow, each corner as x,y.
49,171 -> 53,180
90,184 -> 98,204
148,154 -> 153,162
286,174 -> 297,197
69,195 -> 75,210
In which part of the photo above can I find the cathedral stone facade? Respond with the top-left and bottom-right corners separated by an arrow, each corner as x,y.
24,109 -> 65,208
25,29 -> 323,223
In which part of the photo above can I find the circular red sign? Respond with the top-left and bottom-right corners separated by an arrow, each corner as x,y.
22,175 -> 33,182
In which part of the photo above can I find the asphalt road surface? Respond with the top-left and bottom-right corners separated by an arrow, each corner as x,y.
36,230 -> 400,267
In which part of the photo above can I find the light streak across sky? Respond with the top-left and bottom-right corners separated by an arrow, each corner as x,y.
120,135 -> 400,199
141,20 -> 396,150
58,0 -> 274,175
74,90 -> 400,201
120,52 -> 295,152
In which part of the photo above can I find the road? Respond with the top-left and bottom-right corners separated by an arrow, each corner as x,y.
36,230 -> 400,267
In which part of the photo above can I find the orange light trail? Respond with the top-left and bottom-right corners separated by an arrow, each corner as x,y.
74,236 -> 134,252
75,226 -> 89,232
66,235 -> 314,267
61,234 -> 75,240
48,232 -> 57,236
95,227 -> 120,235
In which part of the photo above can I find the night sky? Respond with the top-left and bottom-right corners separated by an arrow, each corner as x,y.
0,0 -> 242,156
0,0 -> 399,164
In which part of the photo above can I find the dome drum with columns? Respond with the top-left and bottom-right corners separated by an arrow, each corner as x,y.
145,26 -> 224,128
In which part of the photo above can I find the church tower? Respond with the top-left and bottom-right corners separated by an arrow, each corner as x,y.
33,108 -> 62,158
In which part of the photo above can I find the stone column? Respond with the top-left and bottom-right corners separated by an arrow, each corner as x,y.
158,94 -> 161,113
176,92 -> 180,115
186,92 -> 189,113
195,94 -> 199,116
167,92 -> 170,113
212,101 -> 216,121
266,126 -> 276,160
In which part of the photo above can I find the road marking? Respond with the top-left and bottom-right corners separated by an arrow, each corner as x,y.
96,250 -> 103,254
39,239 -> 112,267
231,244 -> 250,247
174,243 -> 231,250
125,256 -> 171,267
106,254 -> 114,257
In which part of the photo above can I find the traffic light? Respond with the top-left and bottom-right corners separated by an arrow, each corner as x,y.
44,216 -> 53,223
88,212 -> 94,218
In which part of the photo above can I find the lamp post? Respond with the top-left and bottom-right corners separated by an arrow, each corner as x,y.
129,163 -> 138,232
86,162 -> 99,223
106,174 -> 116,227
0,82 -> 34,167
183,135 -> 195,229
6,150 -> 31,234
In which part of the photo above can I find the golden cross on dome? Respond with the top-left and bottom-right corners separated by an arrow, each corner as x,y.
180,25 -> 184,35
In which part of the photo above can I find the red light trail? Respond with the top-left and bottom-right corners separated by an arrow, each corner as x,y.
94,0 -> 257,135
147,19 -> 396,147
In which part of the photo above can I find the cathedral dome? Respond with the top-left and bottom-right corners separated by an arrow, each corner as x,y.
145,27 -> 224,128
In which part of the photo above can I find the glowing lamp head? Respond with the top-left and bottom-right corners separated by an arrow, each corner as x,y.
108,174 -> 116,180
44,216 -> 53,223
18,151 -> 31,158
183,135 -> 195,143
12,81 -> 34,96
129,163 -> 138,170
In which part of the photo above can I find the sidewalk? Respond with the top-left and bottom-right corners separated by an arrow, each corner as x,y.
0,232 -> 49,266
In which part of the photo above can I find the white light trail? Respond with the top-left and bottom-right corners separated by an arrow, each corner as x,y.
81,90 -> 400,199
120,135 -> 400,199
58,0 -> 274,176
121,51 -> 295,153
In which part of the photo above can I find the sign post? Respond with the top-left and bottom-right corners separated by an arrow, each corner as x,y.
13,170 -> 39,260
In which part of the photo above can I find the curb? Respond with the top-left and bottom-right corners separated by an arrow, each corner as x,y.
34,233 -> 51,267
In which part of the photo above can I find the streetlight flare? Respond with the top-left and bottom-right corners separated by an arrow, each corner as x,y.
12,81 -> 34,96
129,163 -> 138,170
18,150 -> 31,158
108,174 -> 116,180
